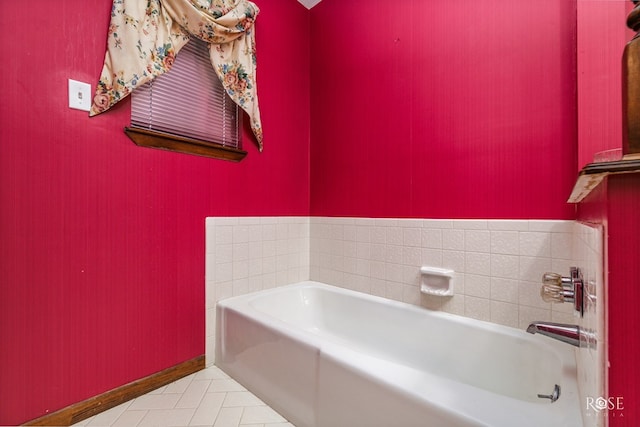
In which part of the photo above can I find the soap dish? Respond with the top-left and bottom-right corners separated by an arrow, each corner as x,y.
420,266 -> 454,296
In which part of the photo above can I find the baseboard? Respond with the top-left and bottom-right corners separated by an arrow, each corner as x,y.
24,355 -> 205,426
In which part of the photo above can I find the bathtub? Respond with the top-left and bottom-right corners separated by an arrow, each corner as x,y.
215,281 -> 582,427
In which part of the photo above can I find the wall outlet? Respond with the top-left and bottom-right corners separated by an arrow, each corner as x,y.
68,79 -> 92,112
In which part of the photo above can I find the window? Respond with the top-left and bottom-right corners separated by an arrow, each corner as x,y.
125,37 -> 246,162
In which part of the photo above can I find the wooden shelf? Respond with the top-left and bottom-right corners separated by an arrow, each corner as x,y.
568,157 -> 640,203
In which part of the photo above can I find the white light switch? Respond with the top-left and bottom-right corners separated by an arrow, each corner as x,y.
68,79 -> 92,112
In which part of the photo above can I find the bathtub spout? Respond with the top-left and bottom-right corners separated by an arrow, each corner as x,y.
526,322 -> 582,347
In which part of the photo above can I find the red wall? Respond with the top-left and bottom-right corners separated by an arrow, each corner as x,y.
309,0 -> 577,219
0,1 -> 309,425
606,175 -> 640,426
577,0 -> 631,168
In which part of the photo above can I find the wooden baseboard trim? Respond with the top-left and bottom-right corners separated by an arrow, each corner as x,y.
24,355 -> 205,426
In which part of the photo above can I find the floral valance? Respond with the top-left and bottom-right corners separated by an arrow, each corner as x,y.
90,0 -> 263,150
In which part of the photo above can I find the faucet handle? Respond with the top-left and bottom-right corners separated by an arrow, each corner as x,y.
541,279 -> 566,303
540,268 -> 584,316
541,272 -> 573,303
542,272 -> 563,286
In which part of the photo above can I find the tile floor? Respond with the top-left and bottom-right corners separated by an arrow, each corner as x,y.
72,366 -> 295,427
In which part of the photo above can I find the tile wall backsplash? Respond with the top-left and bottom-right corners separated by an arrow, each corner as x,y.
206,216 -> 604,425
309,217 -> 577,330
205,217 -> 310,365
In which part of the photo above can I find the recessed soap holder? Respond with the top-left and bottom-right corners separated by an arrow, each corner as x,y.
420,266 -> 454,296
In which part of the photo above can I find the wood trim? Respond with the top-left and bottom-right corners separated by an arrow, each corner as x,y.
23,355 -> 205,426
124,127 -> 247,162
580,158 -> 640,175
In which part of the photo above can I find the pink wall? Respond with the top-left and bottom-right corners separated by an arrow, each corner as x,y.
577,0 -> 631,168
309,0 -> 577,219
0,1 -> 309,425
605,175 -> 640,426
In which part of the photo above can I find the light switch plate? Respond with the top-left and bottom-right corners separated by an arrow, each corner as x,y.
68,79 -> 92,112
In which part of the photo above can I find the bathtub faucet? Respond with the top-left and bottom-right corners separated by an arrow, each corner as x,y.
526,322 -> 596,348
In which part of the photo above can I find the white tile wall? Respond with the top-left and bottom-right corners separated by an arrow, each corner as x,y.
205,217 -> 310,366
310,217 -> 577,329
572,222 -> 605,427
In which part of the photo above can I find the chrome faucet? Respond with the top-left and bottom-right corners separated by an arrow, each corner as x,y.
526,322 -> 581,347
526,322 -> 596,348
529,267 -> 598,348
540,268 -> 584,317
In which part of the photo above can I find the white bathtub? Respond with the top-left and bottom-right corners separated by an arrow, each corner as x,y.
215,281 -> 582,427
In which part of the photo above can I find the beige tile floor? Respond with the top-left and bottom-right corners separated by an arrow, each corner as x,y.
72,366 -> 295,427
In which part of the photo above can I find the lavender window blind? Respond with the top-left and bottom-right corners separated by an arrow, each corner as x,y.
131,37 -> 240,148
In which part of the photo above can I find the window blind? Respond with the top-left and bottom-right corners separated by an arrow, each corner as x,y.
131,37 -> 240,148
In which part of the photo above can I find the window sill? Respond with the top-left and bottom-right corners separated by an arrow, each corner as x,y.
124,127 -> 247,162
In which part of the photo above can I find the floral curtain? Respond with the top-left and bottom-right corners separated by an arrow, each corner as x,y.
90,0 -> 263,150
